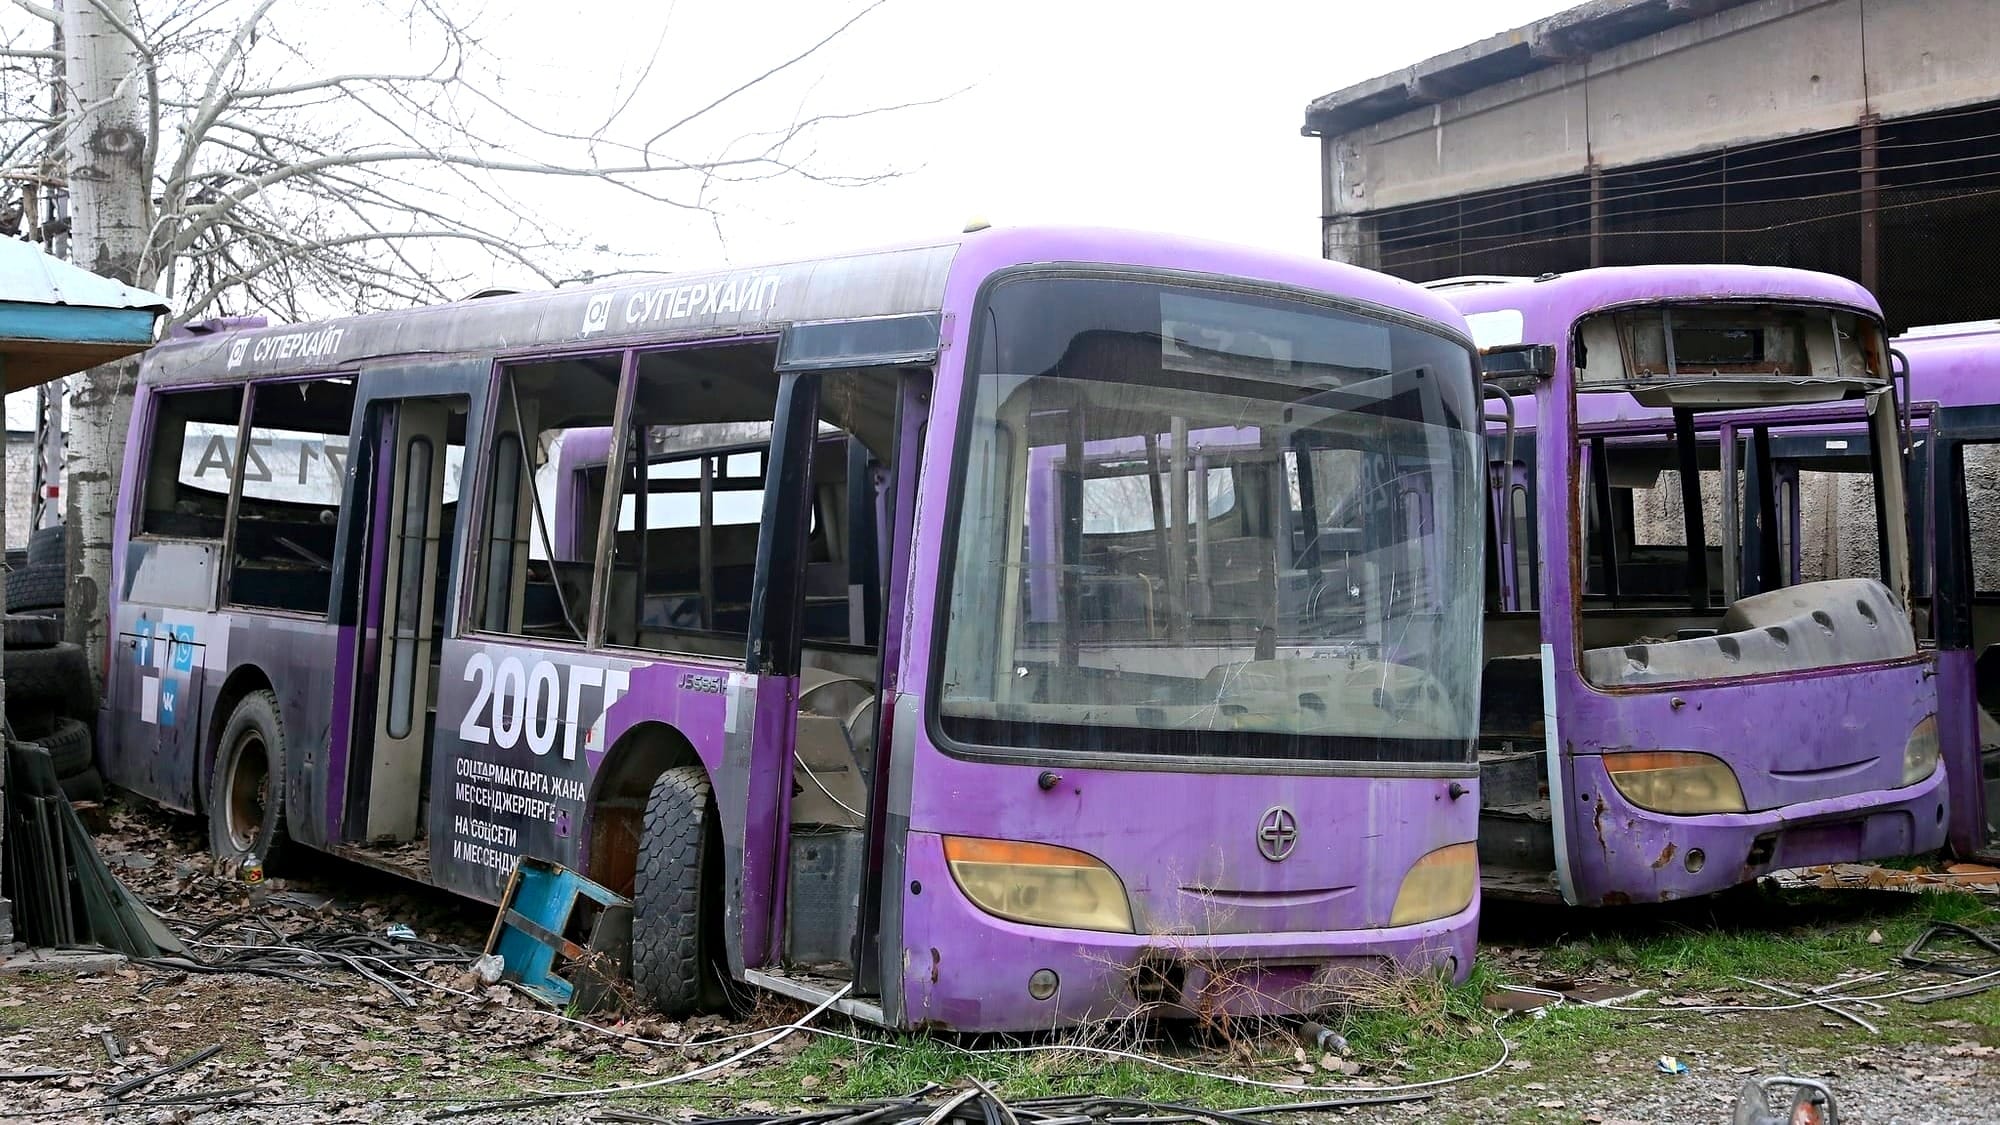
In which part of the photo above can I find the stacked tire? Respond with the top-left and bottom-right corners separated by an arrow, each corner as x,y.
6,524 -> 67,626
5,526 -> 96,802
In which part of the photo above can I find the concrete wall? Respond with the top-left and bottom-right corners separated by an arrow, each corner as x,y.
1627,467 -> 1882,596
1321,0 -> 2000,258
1963,444 -> 2000,592
5,437 -> 33,550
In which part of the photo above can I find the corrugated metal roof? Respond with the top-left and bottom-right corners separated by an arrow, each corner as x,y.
0,237 -> 167,313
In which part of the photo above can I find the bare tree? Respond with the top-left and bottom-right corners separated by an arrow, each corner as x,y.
0,0 -> 936,668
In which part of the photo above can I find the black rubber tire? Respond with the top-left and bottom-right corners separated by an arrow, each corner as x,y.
3,613 -> 59,649
60,766 -> 106,804
8,700 -> 58,741
25,524 -> 64,568
5,642 -> 97,719
34,716 -> 92,777
633,765 -> 731,1016
5,563 -> 65,612
207,690 -> 293,870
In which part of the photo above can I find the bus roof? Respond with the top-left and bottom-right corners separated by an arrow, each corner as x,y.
137,225 -> 1473,386
1436,264 -> 1883,351
1895,321 -> 2000,411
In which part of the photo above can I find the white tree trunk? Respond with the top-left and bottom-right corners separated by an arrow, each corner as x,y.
61,0 -> 151,667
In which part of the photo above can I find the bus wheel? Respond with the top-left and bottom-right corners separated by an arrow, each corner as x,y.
634,765 -> 730,1015
208,690 -> 293,871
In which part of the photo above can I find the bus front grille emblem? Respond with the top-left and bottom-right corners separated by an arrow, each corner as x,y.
1258,806 -> 1298,862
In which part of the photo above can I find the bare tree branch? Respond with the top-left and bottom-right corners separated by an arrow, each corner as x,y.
7,0 -> 55,24
642,0 -> 883,162
11,0 -> 933,326
178,226 -> 555,318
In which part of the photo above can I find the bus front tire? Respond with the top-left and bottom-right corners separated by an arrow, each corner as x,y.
208,690 -> 293,871
634,765 -> 729,1016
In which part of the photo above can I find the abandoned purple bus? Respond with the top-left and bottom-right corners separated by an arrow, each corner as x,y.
1887,321 -> 2000,862
1433,266 -> 1946,905
100,226 -> 1486,1031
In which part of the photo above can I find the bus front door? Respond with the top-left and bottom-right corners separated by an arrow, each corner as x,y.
733,365 -> 925,1014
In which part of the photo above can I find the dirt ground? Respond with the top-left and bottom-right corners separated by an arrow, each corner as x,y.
2,804 -> 1997,1124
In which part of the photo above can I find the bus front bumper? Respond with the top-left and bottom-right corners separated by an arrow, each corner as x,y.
1564,757 -> 1951,906
893,833 -> 1477,1033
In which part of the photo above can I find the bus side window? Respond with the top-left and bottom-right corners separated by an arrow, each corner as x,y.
599,345 -> 899,658
604,340 -> 789,656
469,355 -> 622,644
143,386 -> 245,541
1793,466 -> 1883,584
225,376 -> 357,614
1601,458 -> 1728,601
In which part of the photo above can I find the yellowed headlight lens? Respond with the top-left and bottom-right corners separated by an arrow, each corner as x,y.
1390,842 -> 1478,926
1903,714 -> 1940,786
941,836 -> 1134,933
1602,751 -> 1747,814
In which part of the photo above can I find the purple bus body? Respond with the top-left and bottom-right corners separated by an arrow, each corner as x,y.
1892,321 -> 2000,860
1443,266 -> 1947,905
103,226 -> 1482,1031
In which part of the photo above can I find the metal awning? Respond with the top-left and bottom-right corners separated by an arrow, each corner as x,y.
0,238 -> 168,390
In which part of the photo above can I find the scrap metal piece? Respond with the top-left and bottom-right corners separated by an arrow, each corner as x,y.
1732,1075 -> 1839,1125
1897,922 -> 2000,1003
1898,922 -> 2000,976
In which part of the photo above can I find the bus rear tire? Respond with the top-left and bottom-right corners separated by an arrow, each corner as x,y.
208,690 -> 293,871
634,765 -> 730,1016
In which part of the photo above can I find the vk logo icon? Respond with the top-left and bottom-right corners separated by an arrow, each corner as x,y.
159,679 -> 181,727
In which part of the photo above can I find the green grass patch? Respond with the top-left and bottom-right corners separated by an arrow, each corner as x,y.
676,888 -> 2000,1113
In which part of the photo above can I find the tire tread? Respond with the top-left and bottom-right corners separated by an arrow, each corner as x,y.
632,765 -> 711,1016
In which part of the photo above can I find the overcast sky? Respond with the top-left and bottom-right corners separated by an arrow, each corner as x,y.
9,0 -> 1573,429
462,0 -> 1573,271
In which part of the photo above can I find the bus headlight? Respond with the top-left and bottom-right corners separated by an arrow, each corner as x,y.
1602,751 -> 1747,814
1903,715 -> 1940,786
941,836 -> 1134,933
1390,842 -> 1477,926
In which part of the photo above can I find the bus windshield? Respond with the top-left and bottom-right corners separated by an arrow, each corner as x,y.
939,275 -> 1483,763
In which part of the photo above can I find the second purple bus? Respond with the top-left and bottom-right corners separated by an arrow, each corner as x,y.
1436,266 -> 1946,905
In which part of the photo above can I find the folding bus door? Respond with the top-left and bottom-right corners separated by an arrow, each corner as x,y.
362,400 -> 452,841
326,359 -> 487,862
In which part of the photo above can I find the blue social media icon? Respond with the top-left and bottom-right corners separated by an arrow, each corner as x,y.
159,678 -> 180,727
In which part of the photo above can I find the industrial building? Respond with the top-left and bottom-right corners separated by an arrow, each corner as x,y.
1303,0 -> 2000,329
